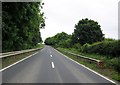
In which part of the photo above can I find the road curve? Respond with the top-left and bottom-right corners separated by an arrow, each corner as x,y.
2,46 -> 116,84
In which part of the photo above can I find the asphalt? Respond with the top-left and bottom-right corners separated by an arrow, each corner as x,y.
2,46 -> 116,84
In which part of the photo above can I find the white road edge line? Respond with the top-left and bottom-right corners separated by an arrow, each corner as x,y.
51,62 -> 55,68
0,51 -> 39,72
50,55 -> 52,57
54,48 -> 116,84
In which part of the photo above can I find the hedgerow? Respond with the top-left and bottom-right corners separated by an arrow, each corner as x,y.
82,40 -> 120,57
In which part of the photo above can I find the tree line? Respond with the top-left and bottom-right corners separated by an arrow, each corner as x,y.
45,18 -> 104,47
2,2 -> 45,52
45,18 -> 120,57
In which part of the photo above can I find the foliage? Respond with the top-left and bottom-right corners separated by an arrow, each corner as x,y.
81,43 -> 91,52
110,57 -> 120,73
72,43 -> 82,51
72,18 -> 104,45
44,32 -> 72,48
82,40 -> 120,57
44,37 -> 55,45
2,2 -> 45,52
105,38 -> 115,41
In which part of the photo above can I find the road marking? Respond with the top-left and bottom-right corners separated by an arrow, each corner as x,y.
50,55 -> 52,57
54,48 -> 116,84
50,52 -> 51,54
0,51 -> 39,72
51,62 -> 55,68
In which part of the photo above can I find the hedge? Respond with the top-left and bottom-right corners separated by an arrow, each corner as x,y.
82,40 -> 120,57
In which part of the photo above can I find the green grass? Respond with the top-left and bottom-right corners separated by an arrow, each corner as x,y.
58,47 -> 108,60
34,43 -> 45,48
56,47 -> 120,83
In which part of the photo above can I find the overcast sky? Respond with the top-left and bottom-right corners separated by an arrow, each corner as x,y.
41,0 -> 119,41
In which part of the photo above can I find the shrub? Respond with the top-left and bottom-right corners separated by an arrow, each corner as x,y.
73,43 -> 82,50
82,40 -> 120,57
110,57 -> 120,72
81,43 -> 91,53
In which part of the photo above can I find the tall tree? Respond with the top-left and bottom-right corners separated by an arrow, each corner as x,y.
73,18 -> 104,45
2,2 -> 45,52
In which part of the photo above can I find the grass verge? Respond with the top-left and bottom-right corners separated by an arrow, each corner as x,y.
34,43 -> 45,48
56,47 -> 120,84
2,44 -> 45,69
2,50 -> 38,68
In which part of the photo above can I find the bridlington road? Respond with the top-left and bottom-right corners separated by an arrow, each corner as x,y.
2,46 -> 116,84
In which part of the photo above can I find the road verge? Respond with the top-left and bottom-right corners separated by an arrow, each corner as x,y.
55,47 -> 120,84
1,48 -> 43,69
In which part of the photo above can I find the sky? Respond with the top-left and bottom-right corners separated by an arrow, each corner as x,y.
41,0 -> 119,41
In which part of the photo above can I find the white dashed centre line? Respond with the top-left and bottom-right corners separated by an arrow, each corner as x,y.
51,62 -> 55,68
50,55 -> 52,57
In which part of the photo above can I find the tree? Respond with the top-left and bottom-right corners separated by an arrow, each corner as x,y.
44,37 -> 55,45
2,2 -> 45,52
73,18 -> 104,45
44,32 -> 72,48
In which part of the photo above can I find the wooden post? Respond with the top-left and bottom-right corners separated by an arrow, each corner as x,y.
98,60 -> 104,69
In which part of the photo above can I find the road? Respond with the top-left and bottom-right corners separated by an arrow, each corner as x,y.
2,46 -> 116,84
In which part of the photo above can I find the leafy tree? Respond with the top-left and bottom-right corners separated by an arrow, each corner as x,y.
2,2 -> 45,52
44,32 -> 72,48
73,18 -> 104,45
44,37 -> 55,45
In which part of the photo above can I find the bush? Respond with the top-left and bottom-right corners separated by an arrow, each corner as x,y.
58,39 -> 72,48
82,40 -> 120,57
73,43 -> 82,50
81,43 -> 91,53
110,58 -> 120,72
